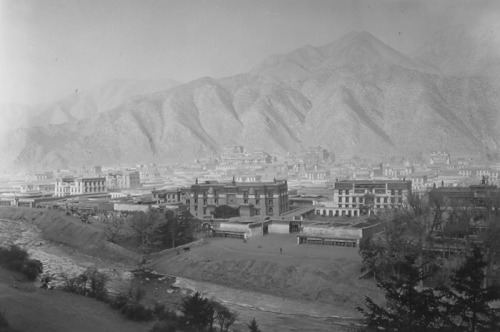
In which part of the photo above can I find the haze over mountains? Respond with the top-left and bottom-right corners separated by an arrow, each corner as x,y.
2,30 -> 500,170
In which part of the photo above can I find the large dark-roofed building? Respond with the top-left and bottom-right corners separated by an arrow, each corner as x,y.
189,179 -> 288,218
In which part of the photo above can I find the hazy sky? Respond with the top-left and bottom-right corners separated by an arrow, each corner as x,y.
1,0 -> 499,105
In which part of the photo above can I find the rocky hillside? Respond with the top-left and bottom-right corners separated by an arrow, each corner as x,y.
2,31 -> 500,170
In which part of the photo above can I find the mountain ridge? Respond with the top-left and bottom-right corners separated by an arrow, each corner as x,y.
2,31 -> 499,170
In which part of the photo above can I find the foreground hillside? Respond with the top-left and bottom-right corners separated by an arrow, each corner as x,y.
0,267 -> 150,332
2,31 -> 500,170
0,207 -> 372,331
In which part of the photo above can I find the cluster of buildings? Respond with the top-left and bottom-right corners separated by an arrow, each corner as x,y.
1,146 -> 499,253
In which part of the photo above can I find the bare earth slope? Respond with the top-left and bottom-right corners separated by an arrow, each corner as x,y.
149,235 -> 382,317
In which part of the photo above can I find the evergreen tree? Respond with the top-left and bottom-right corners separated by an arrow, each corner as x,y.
442,246 -> 500,331
180,292 -> 213,331
248,318 -> 261,332
357,255 -> 444,331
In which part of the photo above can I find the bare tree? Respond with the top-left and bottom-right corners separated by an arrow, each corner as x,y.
130,210 -> 166,253
101,212 -> 127,243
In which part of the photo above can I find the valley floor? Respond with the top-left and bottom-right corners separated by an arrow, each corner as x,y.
0,207 -> 380,331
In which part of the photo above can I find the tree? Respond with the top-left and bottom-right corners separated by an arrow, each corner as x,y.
180,292 -> 213,331
159,210 -> 199,249
442,246 -> 500,331
101,212 -> 127,243
248,318 -> 261,332
130,210 -> 166,253
357,256 -> 444,332
213,301 -> 238,332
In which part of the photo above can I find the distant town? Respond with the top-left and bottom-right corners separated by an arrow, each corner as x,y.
1,146 -> 498,247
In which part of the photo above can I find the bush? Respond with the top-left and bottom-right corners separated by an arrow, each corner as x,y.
150,321 -> 196,332
0,245 -> 43,281
110,292 -> 129,310
21,259 -> 43,281
128,285 -> 147,303
62,267 -> 109,301
153,302 -> 166,316
120,302 -> 154,321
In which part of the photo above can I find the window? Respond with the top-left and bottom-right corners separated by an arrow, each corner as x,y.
346,190 -> 350,195
244,199 -> 248,204
391,197 -> 395,204
391,189 -> 395,195
203,199 -> 207,205
203,207 -> 207,214
243,191 -> 249,198
215,199 -> 218,205
338,197 -> 343,203
269,207 -> 274,213
194,199 -> 198,204
268,191 -> 274,197
345,197 -> 349,203
256,199 -> 260,205
194,205 -> 198,211
268,199 -> 273,205
339,190 -> 343,195
384,197 -> 388,203
376,197 -> 380,203
398,189 -> 403,196
256,209 -> 260,215
352,197 -> 356,203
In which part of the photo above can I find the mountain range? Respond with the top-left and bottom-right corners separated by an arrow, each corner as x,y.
1,28 -> 500,170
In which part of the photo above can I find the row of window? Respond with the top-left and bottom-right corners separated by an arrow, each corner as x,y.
338,197 -> 403,204
195,206 -> 274,215
193,198 -> 275,206
193,190 -> 277,198
337,189 -> 404,195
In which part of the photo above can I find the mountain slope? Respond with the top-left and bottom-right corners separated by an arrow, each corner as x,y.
2,31 -> 500,170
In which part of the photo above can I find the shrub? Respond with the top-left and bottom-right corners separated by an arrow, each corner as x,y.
120,302 -> 154,321
21,259 -> 43,281
153,302 -> 166,316
110,292 -> 129,310
62,267 -> 109,300
85,268 -> 109,301
0,245 -> 43,281
149,320 -> 196,332
128,285 -> 147,303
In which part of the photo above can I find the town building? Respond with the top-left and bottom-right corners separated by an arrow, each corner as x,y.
54,177 -> 107,197
296,217 -> 385,248
106,171 -> 141,189
152,188 -> 190,204
188,179 -> 289,218
25,172 -> 54,182
315,179 -> 412,217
